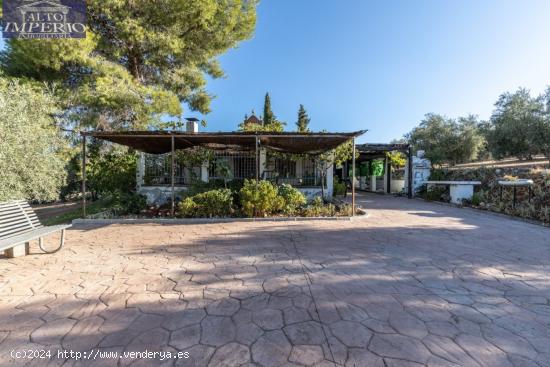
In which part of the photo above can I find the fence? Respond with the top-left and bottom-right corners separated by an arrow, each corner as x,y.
142,151 -> 324,187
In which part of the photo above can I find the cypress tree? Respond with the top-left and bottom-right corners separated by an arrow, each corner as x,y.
263,93 -> 275,126
296,104 -> 311,132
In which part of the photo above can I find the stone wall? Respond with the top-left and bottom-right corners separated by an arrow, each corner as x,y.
431,167 -> 550,224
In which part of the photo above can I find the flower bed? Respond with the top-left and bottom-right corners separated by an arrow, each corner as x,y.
89,180 -> 358,220
177,179 -> 353,218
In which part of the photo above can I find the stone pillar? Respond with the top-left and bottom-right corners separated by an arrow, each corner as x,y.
296,159 -> 303,178
137,152 -> 145,190
326,163 -> 334,198
201,163 -> 209,182
259,148 -> 267,179
384,158 -> 391,194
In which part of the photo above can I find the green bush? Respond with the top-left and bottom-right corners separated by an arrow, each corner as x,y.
423,186 -> 447,202
333,177 -> 347,196
0,77 -> 67,202
470,192 -> 482,206
178,189 -> 233,218
302,196 -> 327,217
240,179 -> 283,217
112,192 -> 147,214
429,169 -> 449,181
178,198 -> 197,217
301,197 -> 353,217
87,141 -> 138,199
278,184 -> 306,215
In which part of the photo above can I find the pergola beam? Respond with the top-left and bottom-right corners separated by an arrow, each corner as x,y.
81,135 -> 87,217
407,147 -> 413,199
352,137 -> 356,216
171,135 -> 175,217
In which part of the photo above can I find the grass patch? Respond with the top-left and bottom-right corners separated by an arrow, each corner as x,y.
41,198 -> 113,225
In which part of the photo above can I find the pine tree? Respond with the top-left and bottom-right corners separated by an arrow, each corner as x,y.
296,104 -> 311,132
263,93 -> 275,126
0,1 -> 258,130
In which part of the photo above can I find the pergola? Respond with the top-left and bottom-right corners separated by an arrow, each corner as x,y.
80,130 -> 366,217
354,143 -> 413,198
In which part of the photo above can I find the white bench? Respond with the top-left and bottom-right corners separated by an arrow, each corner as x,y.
424,181 -> 482,205
0,200 -> 71,258
497,179 -> 534,207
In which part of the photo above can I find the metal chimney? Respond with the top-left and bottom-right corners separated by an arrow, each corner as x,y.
185,117 -> 199,133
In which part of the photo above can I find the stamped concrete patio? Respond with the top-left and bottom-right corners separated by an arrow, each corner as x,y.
1,193 -> 549,367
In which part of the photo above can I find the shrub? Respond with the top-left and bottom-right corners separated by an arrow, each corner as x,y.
178,189 -> 233,218
0,77 -> 67,202
310,196 -> 324,207
303,203 -> 335,217
178,198 -> 198,217
423,186 -> 447,202
333,177 -> 347,196
87,142 -> 138,199
470,192 -> 482,206
278,184 -> 306,215
112,192 -> 147,214
429,169 -> 449,181
301,197 -> 353,217
240,179 -> 283,217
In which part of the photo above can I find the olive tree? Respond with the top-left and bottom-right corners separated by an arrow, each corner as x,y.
0,76 -> 67,202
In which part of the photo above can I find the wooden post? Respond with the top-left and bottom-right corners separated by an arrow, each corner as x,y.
352,138 -> 356,216
407,147 -> 413,199
255,135 -> 259,182
82,134 -> 87,217
386,157 -> 391,194
171,135 -> 175,217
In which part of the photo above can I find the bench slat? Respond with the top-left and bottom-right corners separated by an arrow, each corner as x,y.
0,212 -> 41,222
0,201 -> 71,254
0,201 -> 26,209
0,227 -> 35,240
0,220 -> 41,233
0,224 -> 71,252
0,205 -> 28,213
0,217 -> 39,230
1,201 -> 42,241
0,201 -> 31,209
0,212 -> 33,223
0,224 -> 42,239
0,207 -> 26,216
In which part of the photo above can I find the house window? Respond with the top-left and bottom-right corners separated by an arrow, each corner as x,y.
274,157 -> 296,178
143,154 -> 198,186
208,151 -> 255,180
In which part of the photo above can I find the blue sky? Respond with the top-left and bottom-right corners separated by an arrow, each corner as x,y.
2,1 -> 550,143
197,0 -> 550,143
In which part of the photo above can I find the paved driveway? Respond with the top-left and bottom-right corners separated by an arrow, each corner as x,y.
1,193 -> 549,366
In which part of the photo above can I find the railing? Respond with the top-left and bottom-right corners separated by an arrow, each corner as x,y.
262,171 -> 321,187
143,154 -> 199,186
142,174 -> 196,186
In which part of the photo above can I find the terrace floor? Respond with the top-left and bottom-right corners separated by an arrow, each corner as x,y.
1,193 -> 550,367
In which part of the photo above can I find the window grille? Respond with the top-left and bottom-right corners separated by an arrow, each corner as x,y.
264,155 -> 321,186
143,154 -> 199,186
274,157 -> 296,178
208,151 -> 256,180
